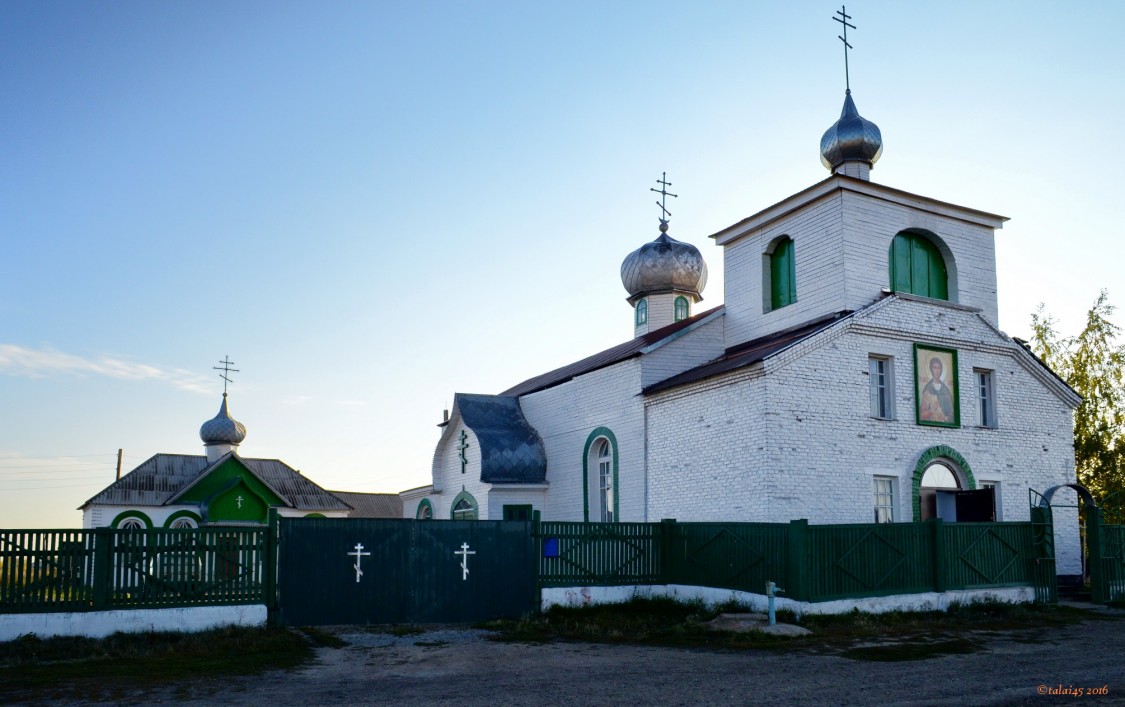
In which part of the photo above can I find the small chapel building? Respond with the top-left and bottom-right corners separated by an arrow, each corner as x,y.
402,88 -> 1082,572
80,393 -> 394,528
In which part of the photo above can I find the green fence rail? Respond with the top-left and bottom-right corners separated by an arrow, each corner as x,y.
0,527 -> 270,614
1098,524 -> 1125,603
536,519 -> 1038,602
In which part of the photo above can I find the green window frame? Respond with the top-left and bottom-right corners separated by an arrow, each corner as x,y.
111,510 -> 153,529
769,237 -> 796,310
674,296 -> 689,322
503,504 -> 533,521
889,232 -> 948,300
582,427 -> 619,523
635,299 -> 648,326
163,510 -> 203,528
416,498 -> 434,520
450,490 -> 479,520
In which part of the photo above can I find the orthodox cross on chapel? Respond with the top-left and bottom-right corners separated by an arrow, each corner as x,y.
458,430 -> 470,473
213,355 -> 240,395
651,172 -> 677,230
833,5 -> 857,92
348,543 -> 370,583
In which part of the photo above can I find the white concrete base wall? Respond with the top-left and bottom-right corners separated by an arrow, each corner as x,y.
542,584 -> 1034,618
0,604 -> 267,642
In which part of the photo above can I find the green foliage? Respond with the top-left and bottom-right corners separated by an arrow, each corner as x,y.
1030,291 -> 1125,522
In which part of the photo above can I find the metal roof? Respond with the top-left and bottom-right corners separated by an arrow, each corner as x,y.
643,311 -> 849,395
329,491 -> 403,518
454,394 -> 547,484
79,453 -> 351,512
501,306 -> 723,397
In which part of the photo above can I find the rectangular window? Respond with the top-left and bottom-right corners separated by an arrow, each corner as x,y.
873,477 -> 895,523
975,369 -> 997,427
980,481 -> 1002,521
869,356 -> 894,419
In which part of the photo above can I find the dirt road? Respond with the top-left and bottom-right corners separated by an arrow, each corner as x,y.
39,615 -> 1125,706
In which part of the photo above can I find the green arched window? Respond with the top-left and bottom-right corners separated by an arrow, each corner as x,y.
416,498 -> 433,520
635,299 -> 648,326
450,490 -> 478,520
769,237 -> 796,310
674,296 -> 689,322
889,232 -> 948,300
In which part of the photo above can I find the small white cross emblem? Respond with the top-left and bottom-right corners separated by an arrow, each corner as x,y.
348,543 -> 370,583
236,495 -> 244,509
454,542 -> 476,581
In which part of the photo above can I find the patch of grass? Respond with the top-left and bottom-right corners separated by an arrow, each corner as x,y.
0,626 -> 313,703
842,637 -> 982,662
298,626 -> 346,648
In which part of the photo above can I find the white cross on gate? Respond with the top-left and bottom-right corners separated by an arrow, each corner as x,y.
348,543 -> 370,583
236,495 -> 244,509
454,542 -> 476,581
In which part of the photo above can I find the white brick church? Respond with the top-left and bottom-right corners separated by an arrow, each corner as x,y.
401,88 -> 1081,571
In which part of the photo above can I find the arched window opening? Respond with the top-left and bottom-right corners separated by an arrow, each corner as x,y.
169,517 -> 197,529
416,499 -> 433,520
919,461 -> 961,521
635,299 -> 648,326
118,518 -> 145,530
450,490 -> 478,521
597,439 -> 614,523
768,237 -> 796,310
889,232 -> 948,300
674,296 -> 689,322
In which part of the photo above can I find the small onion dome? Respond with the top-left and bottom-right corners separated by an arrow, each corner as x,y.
620,223 -> 708,301
199,394 -> 247,446
820,89 -> 883,172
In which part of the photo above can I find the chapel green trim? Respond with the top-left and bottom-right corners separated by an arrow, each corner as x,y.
111,510 -> 152,529
450,489 -> 479,520
911,445 -> 976,522
635,299 -> 648,326
416,498 -> 434,519
674,296 -> 689,322
582,427 -> 620,523
303,513 -> 326,518
889,232 -> 948,300
175,457 -> 286,525
163,510 -> 203,528
769,237 -> 796,310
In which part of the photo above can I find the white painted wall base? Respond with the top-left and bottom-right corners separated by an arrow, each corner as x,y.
541,584 -> 1035,618
0,604 -> 267,642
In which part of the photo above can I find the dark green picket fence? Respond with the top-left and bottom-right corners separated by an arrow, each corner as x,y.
537,519 -> 1037,602
1098,523 -> 1125,603
0,527 -> 271,613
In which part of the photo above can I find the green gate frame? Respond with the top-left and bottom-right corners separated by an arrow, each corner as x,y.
1029,489 -> 1057,604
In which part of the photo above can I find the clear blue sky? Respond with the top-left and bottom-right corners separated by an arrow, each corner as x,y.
2,1 -> 1123,528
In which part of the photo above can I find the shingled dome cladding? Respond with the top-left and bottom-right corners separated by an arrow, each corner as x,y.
620,231 -> 708,300
820,90 -> 883,171
453,393 -> 546,484
199,394 -> 247,446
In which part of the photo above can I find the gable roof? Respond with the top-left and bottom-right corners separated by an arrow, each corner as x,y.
501,306 -> 723,397
79,453 -> 351,512
329,491 -> 402,518
451,393 -> 547,484
643,311 -> 849,394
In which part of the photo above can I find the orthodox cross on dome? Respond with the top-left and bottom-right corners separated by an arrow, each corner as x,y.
454,542 -> 476,581
650,172 -> 677,230
833,5 -> 857,92
457,430 -> 470,474
213,355 -> 240,396
348,542 -> 370,583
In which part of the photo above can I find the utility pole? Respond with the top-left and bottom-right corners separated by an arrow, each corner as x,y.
116,448 -> 123,481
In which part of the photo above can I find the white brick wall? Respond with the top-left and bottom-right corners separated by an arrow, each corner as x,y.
644,297 -> 1079,572
722,185 -> 1000,349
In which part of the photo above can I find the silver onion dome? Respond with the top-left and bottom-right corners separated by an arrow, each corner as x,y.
820,90 -> 883,172
620,224 -> 708,300
199,394 -> 247,446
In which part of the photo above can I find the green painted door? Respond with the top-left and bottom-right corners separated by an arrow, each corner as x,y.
276,518 -> 536,626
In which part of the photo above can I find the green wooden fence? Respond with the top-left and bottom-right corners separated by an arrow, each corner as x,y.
1098,523 -> 1125,603
0,527 -> 270,613
537,519 -> 1039,602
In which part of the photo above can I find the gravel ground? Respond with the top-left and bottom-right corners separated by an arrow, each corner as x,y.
26,611 -> 1125,706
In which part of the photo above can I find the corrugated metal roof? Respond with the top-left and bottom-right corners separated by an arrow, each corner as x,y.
79,453 -> 350,512
330,491 -> 403,518
643,311 -> 849,395
455,394 -> 547,484
501,306 -> 723,397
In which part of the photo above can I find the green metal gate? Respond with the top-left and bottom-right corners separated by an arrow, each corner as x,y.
1092,492 -> 1125,603
1029,489 -> 1057,604
276,518 -> 536,626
